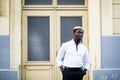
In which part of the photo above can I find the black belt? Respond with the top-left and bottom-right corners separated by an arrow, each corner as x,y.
64,66 -> 83,71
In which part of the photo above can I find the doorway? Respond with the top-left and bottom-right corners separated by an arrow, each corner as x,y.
22,0 -> 88,80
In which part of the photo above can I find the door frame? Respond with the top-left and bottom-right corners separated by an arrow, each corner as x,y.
22,10 -> 88,80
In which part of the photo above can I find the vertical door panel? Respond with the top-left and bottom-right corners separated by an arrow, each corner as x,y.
56,11 -> 88,80
28,17 -> 50,61
22,11 -> 54,80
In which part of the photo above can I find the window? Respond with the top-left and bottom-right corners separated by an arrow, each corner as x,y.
25,0 -> 52,5
27,17 -> 50,61
61,17 -> 82,43
23,0 -> 87,7
58,0 -> 85,5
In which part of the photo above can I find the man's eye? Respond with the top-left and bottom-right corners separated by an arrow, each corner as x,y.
77,32 -> 82,34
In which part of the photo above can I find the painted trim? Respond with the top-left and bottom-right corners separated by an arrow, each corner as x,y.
101,0 -> 113,35
0,0 -> 9,35
10,0 -> 21,68
88,0 -> 101,80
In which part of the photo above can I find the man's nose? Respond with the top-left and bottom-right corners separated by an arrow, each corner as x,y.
78,33 -> 83,35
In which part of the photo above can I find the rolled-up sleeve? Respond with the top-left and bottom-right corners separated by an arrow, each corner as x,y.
56,43 -> 66,67
83,48 -> 90,70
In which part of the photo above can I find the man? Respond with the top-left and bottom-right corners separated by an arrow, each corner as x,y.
56,26 -> 90,80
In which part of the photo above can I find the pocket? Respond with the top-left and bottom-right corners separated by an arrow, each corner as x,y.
81,69 -> 85,76
61,68 -> 65,73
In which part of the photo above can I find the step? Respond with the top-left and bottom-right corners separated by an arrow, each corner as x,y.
93,69 -> 120,80
0,69 -> 18,80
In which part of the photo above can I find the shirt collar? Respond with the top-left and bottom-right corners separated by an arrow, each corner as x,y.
71,39 -> 82,46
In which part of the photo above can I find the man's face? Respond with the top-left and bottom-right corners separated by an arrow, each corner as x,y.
74,28 -> 84,41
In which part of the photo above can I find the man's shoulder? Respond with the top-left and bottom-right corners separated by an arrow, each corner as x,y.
80,43 -> 88,50
63,40 -> 72,44
61,40 -> 73,47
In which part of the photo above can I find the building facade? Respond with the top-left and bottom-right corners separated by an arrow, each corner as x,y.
0,0 -> 120,80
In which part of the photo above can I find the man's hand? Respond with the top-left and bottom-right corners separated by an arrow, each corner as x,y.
83,68 -> 87,75
59,65 -> 64,71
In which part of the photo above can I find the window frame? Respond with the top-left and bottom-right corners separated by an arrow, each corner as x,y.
22,0 -> 88,8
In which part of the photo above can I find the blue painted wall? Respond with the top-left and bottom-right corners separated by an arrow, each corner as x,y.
93,36 -> 120,80
0,36 -> 18,80
0,36 -> 10,69
0,69 -> 18,80
101,36 -> 120,68
93,69 -> 120,80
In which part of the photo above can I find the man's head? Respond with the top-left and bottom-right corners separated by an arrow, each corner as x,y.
73,26 -> 84,42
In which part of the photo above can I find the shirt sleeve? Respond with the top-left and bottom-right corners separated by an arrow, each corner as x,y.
83,47 -> 90,70
56,43 -> 66,67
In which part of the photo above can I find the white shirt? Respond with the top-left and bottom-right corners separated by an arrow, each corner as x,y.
56,39 -> 90,70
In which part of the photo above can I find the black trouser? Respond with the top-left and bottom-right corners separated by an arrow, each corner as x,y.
62,67 -> 85,80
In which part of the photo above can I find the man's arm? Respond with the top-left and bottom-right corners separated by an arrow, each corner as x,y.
83,48 -> 90,73
56,43 -> 66,69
